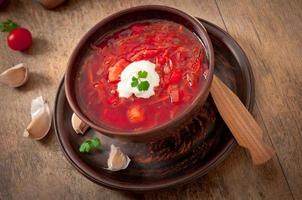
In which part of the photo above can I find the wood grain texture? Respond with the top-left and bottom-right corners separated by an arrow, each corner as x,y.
215,0 -> 302,199
0,0 -> 300,199
211,75 -> 274,165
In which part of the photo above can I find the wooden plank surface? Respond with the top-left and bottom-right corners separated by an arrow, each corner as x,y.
0,0 -> 301,199
215,0 -> 302,199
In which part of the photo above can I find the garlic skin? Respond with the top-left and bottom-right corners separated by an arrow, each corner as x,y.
107,145 -> 131,171
71,113 -> 89,134
24,96 -> 51,140
0,63 -> 28,88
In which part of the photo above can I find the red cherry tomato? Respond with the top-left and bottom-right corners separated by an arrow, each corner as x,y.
7,28 -> 32,51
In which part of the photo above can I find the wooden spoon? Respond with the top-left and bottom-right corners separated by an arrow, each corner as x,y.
210,75 -> 274,165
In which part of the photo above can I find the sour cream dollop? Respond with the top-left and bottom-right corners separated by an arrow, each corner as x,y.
117,60 -> 160,98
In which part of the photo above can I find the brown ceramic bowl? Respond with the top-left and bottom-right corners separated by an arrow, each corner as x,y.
65,5 -> 214,141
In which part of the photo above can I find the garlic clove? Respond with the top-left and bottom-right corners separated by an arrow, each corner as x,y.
24,96 -> 51,140
0,63 -> 28,88
107,144 -> 131,171
71,113 -> 89,134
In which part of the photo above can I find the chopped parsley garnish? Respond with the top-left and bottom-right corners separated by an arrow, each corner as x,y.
79,137 -> 101,153
131,70 -> 150,91
0,20 -> 18,32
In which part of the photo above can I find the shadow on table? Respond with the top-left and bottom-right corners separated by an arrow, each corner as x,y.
18,71 -> 52,92
24,37 -> 51,56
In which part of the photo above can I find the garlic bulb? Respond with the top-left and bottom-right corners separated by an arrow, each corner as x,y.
0,63 -> 28,87
71,113 -> 89,134
107,145 -> 131,171
24,96 -> 51,140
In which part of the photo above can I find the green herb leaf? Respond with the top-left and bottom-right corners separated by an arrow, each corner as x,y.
131,80 -> 138,87
138,70 -> 148,78
79,142 -> 91,153
90,137 -> 101,148
131,70 -> 150,91
0,20 -> 19,32
138,81 -> 150,91
79,137 -> 101,153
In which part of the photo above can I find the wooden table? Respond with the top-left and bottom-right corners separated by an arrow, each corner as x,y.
1,0 -> 301,199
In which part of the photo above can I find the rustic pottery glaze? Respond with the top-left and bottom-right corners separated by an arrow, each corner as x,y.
64,5 -> 215,141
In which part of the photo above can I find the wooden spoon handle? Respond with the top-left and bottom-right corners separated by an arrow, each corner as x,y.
210,75 -> 274,165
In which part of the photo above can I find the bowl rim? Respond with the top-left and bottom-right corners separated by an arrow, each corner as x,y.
65,5 -> 215,139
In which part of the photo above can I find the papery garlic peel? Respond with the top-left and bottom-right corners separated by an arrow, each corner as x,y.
107,144 -> 131,171
24,96 -> 51,140
71,113 -> 89,134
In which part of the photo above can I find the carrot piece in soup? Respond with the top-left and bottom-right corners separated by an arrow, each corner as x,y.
108,59 -> 130,82
127,105 -> 145,123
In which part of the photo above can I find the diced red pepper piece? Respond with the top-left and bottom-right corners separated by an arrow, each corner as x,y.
127,105 -> 145,123
169,70 -> 182,84
108,58 -> 130,82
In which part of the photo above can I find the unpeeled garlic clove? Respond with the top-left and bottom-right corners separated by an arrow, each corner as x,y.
24,96 -> 51,140
71,113 -> 89,134
107,144 -> 131,171
0,63 -> 29,88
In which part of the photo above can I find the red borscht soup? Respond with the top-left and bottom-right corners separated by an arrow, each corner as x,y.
76,20 -> 208,132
